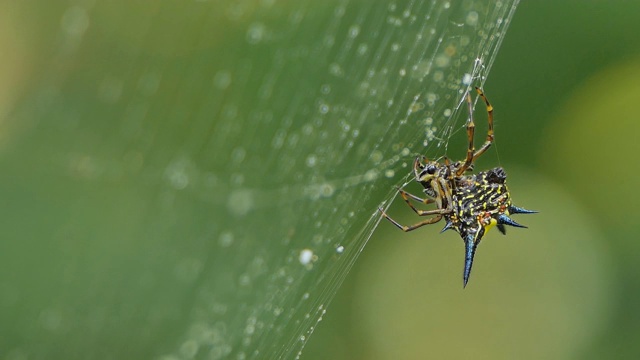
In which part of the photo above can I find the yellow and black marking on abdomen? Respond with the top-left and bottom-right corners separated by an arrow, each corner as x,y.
441,167 -> 535,287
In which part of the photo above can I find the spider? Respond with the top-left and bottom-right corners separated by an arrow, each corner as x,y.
379,87 -> 536,287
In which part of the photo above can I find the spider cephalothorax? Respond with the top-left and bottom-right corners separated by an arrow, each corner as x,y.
379,88 -> 536,287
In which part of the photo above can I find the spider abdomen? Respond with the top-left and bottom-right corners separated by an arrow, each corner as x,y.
451,168 -> 511,226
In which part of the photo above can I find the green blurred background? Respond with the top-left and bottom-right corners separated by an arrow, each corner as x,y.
307,1 -> 640,359
1,0 -> 640,359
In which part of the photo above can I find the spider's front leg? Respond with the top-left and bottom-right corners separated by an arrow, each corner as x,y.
456,87 -> 495,176
397,188 -> 436,216
471,87 -> 495,162
378,207 -> 445,232
458,91 -> 477,176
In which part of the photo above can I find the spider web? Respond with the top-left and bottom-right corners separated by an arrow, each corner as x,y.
0,0 -> 519,359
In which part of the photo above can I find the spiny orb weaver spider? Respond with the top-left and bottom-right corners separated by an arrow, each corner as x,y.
379,87 -> 536,288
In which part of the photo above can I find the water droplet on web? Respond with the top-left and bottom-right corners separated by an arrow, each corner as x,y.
167,169 -> 189,190
227,189 -> 254,216
318,103 -> 330,114
299,249 -> 315,267
214,71 -> 232,89
231,147 -> 246,164
179,340 -> 199,358
348,25 -> 360,38
462,73 -> 472,85
218,231 -> 234,247
329,63 -> 344,77
426,92 -> 437,106
239,274 -> 251,287
357,43 -> 369,55
435,53 -> 450,67
271,129 -> 286,149
364,169 -> 379,181
246,23 -> 266,44
306,154 -> 317,167
323,35 -> 335,47
61,6 -> 89,37
320,183 -> 334,197
370,150 -> 383,164
320,84 -> 331,94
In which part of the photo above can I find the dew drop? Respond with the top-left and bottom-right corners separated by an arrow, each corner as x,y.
348,25 -> 361,38
462,73 -> 472,85
61,6 -> 89,37
364,169 -> 379,181
219,231 -> 235,247
214,71 -> 232,89
466,11 -> 479,26
320,183 -> 335,197
231,147 -> 246,164
299,249 -> 314,265
357,43 -> 369,55
179,340 -> 199,358
306,154 -> 317,167
227,189 -> 254,216
329,63 -> 344,77
370,150 -> 383,164
246,23 -> 266,44
318,103 -> 330,114
320,84 -> 331,94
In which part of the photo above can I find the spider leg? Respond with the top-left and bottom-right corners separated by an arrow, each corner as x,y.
398,189 -> 433,204
397,189 -> 437,216
438,177 -> 454,209
378,207 -> 444,232
457,90 -> 476,176
471,87 -> 495,162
